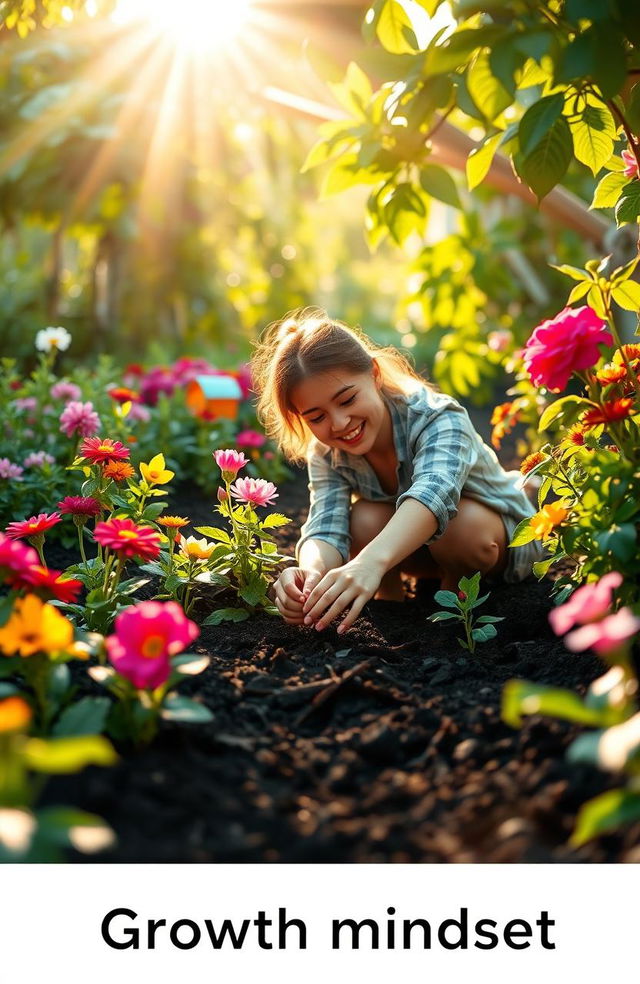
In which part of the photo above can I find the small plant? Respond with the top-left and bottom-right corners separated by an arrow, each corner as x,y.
428,572 -> 504,654
90,600 -> 213,745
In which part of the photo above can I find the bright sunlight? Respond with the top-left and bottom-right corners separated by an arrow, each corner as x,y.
114,0 -> 255,52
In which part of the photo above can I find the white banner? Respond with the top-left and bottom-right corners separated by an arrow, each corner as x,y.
1,864 -> 630,983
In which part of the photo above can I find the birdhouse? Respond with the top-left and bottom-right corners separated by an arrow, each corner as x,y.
185,374 -> 243,420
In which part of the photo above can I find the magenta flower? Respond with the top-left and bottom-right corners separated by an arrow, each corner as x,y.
235,363 -> 253,400
230,476 -> 278,507
235,429 -> 266,449
93,518 -> 161,561
105,600 -> 199,690
0,532 -> 40,588
523,306 -> 613,392
57,496 -> 102,517
621,147 -> 639,180
564,608 -> 640,655
50,381 -> 81,402
126,402 -> 151,424
214,449 -> 249,480
0,458 -> 24,480
59,400 -> 101,439
549,572 -> 623,636
23,451 -> 55,468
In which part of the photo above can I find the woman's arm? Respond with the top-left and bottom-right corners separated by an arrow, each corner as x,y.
302,498 -> 437,633
273,537 -> 343,625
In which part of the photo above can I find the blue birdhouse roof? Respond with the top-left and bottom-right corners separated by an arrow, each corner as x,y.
193,374 -> 243,400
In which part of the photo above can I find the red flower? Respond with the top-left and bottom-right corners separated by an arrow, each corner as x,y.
80,437 -> 130,464
108,386 -> 141,404
23,566 -> 83,603
581,398 -> 635,427
57,496 -> 102,517
93,518 -> 161,561
6,513 -> 62,540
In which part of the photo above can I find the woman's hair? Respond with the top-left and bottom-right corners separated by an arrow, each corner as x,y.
251,306 -> 428,463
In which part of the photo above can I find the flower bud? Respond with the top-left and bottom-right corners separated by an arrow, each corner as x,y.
217,486 -> 229,503
458,591 -> 467,602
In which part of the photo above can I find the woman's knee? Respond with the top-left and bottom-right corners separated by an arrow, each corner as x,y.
349,500 -> 394,554
429,499 -> 506,574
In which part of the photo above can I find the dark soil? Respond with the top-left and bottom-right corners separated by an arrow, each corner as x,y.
45,467 -> 640,864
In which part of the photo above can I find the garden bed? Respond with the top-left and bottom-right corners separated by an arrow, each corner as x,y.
44,471 -> 639,863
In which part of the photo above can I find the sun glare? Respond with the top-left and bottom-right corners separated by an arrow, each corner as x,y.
114,0 -> 254,52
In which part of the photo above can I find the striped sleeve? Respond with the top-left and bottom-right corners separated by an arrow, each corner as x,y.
296,452 -> 353,562
396,404 -> 478,541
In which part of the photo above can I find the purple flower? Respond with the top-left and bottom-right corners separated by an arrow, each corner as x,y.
50,380 -> 82,402
23,451 -> 55,468
59,401 -> 101,438
0,458 -> 23,480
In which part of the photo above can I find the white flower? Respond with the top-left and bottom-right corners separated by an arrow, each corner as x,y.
35,326 -> 71,352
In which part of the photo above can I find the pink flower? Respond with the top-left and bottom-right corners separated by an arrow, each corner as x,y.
0,458 -> 24,480
13,397 -> 37,412
621,147 -> 639,180
487,330 -> 512,353
105,600 -> 199,690
0,532 -> 40,588
23,451 -> 55,468
126,402 -> 151,424
59,401 -> 101,438
6,513 -> 62,540
523,306 -> 613,393
93,518 -> 161,561
139,366 -> 175,406
235,363 -> 253,400
57,496 -> 102,517
549,572 -> 623,636
214,449 -> 249,479
230,477 -> 278,507
235,429 -> 266,448
564,608 -> 640,655
50,381 -> 81,402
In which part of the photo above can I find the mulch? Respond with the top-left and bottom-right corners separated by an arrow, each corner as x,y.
44,467 -> 640,864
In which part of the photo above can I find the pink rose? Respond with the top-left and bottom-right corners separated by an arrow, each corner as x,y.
549,571 -> 623,636
523,306 -> 612,392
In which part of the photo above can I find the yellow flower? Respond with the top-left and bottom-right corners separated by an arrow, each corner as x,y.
0,696 -> 32,734
530,502 -> 569,540
140,453 -> 175,486
180,536 -> 215,560
0,595 -> 74,658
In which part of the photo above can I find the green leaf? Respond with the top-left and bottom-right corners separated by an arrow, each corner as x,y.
611,280 -> 640,312
383,182 -> 428,244
569,104 -> 616,176
615,180 -> 640,225
23,735 -> 117,773
160,694 -> 214,724
261,513 -> 291,529
591,170 -> 629,209
549,263 -> 591,283
502,680 -> 614,730
518,93 -> 564,157
433,589 -> 460,609
239,576 -> 267,607
532,553 -> 563,579
376,0 -> 419,55
509,517 -> 536,547
466,131 -> 503,191
538,395 -> 589,432
471,623 -> 497,643
171,654 -> 210,676
458,571 -> 480,604
202,607 -> 250,626
194,526 -> 231,543
428,611 -> 460,622
419,164 -> 461,209
52,697 -> 111,738
519,114 -> 573,200
571,790 -> 640,847
475,615 -> 505,624
36,807 -> 115,852
467,49 -> 512,122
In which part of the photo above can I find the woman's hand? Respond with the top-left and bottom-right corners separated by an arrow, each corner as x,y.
272,567 -> 323,625
302,557 -> 386,634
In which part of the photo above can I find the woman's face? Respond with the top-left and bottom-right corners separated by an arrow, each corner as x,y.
290,366 -> 390,455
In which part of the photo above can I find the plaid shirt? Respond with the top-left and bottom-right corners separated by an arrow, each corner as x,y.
297,386 -> 535,563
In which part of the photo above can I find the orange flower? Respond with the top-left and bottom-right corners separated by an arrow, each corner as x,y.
612,344 -> 640,369
530,502 -> 569,539
581,398 -> 635,428
102,461 -> 135,482
0,595 -> 74,657
520,451 -> 547,476
158,516 -> 189,529
596,363 -> 626,385
490,402 -> 519,449
180,536 -> 215,560
108,386 -> 140,404
0,696 -> 32,734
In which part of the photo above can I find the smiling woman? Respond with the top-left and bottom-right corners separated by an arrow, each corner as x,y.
113,0 -> 255,51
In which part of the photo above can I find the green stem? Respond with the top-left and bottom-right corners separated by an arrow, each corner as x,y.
77,523 -> 90,572
464,614 -> 475,655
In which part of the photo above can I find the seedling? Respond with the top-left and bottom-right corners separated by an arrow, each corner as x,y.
427,572 -> 504,654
